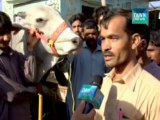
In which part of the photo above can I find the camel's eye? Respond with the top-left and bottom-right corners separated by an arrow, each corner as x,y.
36,18 -> 44,23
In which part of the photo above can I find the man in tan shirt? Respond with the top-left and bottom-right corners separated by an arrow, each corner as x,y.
71,9 -> 160,120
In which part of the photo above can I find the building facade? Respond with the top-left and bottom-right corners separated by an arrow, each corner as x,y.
108,0 -> 149,9
2,0 -> 102,22
1,0 -> 156,22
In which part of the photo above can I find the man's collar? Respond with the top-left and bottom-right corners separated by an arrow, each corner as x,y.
123,63 -> 142,83
105,63 -> 143,90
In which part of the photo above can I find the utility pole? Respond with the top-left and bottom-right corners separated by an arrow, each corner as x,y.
101,0 -> 106,6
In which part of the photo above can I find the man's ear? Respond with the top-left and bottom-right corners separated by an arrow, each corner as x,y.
131,33 -> 141,50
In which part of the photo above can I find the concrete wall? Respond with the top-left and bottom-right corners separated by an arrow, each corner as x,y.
2,0 -> 150,23
110,0 -> 148,9
2,0 -> 14,21
60,0 -> 82,21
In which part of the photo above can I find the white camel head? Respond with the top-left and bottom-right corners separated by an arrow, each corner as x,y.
23,5 -> 82,56
12,5 -> 82,81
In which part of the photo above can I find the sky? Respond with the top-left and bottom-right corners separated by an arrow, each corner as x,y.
0,0 -> 2,11
149,1 -> 160,9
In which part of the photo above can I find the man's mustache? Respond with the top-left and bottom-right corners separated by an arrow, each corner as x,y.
103,51 -> 114,56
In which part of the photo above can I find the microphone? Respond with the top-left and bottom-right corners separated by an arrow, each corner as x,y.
77,75 -> 104,114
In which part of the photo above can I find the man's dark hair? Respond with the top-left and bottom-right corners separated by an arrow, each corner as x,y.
0,12 -> 13,35
83,19 -> 98,30
149,30 -> 160,47
92,6 -> 109,23
69,13 -> 86,25
100,9 -> 150,43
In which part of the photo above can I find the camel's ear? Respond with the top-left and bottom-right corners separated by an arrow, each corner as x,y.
131,33 -> 141,50
14,12 -> 27,26
16,11 -> 26,18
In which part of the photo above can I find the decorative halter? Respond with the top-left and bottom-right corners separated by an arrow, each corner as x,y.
30,22 -> 68,56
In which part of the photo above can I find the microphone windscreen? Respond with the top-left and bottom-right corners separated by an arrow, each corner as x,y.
78,84 -> 104,109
